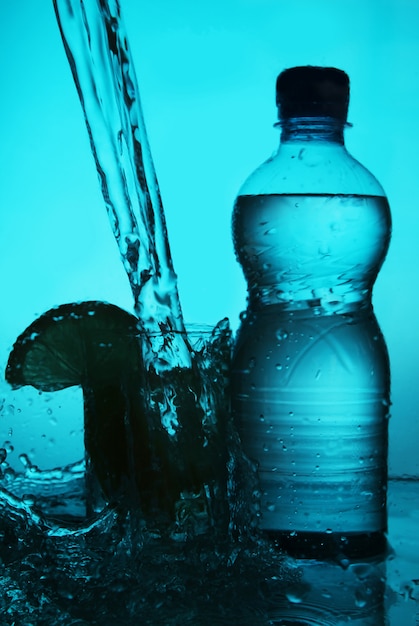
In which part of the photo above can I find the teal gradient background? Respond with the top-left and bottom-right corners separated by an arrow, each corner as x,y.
1,0 -> 418,476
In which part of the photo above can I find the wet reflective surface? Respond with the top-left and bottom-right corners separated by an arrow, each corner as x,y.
0,477 -> 418,624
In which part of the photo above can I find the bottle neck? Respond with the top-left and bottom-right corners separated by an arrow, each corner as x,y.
278,116 -> 347,144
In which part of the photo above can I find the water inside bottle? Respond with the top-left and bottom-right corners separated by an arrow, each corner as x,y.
232,193 -> 391,554
232,193 -> 391,311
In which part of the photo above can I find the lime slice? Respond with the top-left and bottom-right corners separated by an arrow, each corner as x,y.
6,301 -> 141,392
5,301 -> 146,505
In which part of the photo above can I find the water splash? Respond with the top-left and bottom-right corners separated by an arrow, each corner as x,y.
53,0 -> 191,370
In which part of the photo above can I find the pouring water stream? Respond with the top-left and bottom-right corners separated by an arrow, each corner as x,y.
53,0 -> 191,371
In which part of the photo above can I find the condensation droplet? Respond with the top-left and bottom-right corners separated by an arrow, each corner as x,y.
354,589 -> 368,608
276,329 -> 288,341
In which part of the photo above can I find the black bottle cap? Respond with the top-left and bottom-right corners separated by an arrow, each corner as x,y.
276,66 -> 350,122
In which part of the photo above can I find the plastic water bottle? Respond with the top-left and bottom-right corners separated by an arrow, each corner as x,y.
231,66 -> 391,558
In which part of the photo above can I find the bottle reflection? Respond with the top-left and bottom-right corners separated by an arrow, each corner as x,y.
262,554 -> 387,625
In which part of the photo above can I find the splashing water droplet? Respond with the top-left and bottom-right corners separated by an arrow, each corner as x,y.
0,448 -> 7,464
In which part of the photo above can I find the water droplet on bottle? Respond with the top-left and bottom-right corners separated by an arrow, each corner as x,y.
354,589 -> 368,608
276,329 -> 288,341
248,357 -> 256,369
275,363 -> 283,371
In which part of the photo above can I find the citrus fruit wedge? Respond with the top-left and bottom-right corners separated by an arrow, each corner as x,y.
6,301 -> 141,392
5,301 -> 148,506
